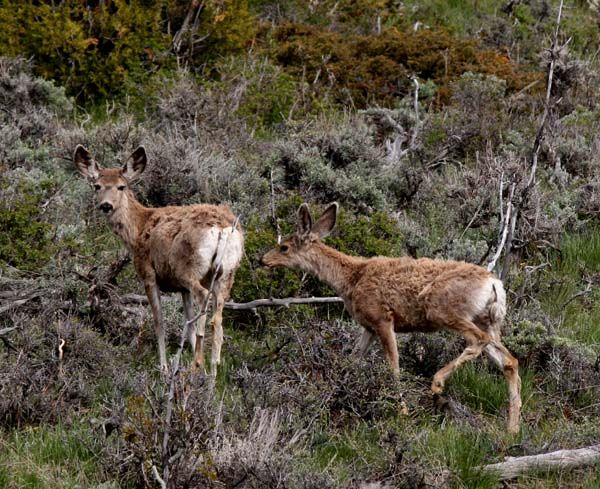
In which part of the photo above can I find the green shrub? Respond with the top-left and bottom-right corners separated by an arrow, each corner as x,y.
208,56 -> 299,131
0,176 -> 55,270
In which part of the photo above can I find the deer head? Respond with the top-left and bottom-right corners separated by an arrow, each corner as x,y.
73,145 -> 147,215
261,202 -> 338,269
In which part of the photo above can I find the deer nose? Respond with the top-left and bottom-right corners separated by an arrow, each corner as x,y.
98,202 -> 113,213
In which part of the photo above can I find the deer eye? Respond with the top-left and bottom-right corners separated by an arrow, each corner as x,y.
117,185 -> 126,191
280,244 -> 289,253
93,184 -> 101,191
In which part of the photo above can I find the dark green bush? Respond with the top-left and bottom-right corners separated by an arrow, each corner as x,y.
0,176 -> 55,270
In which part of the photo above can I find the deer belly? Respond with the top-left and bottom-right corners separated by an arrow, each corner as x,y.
392,310 -> 440,333
156,276 -> 187,293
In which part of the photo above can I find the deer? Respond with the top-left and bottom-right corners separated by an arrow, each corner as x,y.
261,202 -> 522,433
73,145 -> 244,375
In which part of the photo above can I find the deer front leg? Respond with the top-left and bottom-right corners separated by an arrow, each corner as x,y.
376,322 -> 400,376
145,282 -> 167,371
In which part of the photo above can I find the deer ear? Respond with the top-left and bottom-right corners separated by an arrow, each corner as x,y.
73,145 -> 100,180
311,202 -> 338,239
296,203 -> 313,238
123,146 -> 147,181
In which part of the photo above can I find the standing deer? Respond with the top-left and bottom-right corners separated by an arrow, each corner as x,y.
261,203 -> 521,433
74,145 -> 244,374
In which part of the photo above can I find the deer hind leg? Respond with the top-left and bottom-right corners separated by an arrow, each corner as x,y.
431,319 -> 491,395
484,340 -> 522,433
182,291 -> 196,352
188,284 -> 209,372
145,282 -> 167,371
353,329 -> 375,358
209,275 -> 233,376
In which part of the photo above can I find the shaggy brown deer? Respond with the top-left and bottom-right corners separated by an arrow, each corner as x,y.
261,203 -> 521,433
74,145 -> 244,374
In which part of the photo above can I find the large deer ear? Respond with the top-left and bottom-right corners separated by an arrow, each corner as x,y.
296,203 -> 313,238
311,202 -> 338,239
122,146 -> 147,181
73,145 -> 100,180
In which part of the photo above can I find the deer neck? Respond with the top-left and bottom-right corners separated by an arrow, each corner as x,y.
302,241 -> 365,299
107,192 -> 151,251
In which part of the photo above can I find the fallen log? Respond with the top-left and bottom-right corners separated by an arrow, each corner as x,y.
480,444 -> 600,480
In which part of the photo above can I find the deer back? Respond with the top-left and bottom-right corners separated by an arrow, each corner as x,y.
349,257 -> 497,333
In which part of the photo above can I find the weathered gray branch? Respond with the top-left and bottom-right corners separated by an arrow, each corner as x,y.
0,290 -> 43,314
480,444 -> 600,480
224,296 -> 344,310
121,294 -> 344,310
0,326 -> 18,336
487,183 -> 515,273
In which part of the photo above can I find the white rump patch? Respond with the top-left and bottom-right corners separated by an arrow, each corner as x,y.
471,277 -> 506,321
197,226 -> 243,274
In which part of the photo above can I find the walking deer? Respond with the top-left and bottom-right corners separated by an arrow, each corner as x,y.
261,203 -> 521,433
74,145 -> 244,374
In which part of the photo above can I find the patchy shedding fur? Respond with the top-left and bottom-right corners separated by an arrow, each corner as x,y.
262,202 -> 521,433
74,145 -> 243,374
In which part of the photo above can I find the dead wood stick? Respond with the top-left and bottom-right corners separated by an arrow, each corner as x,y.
0,326 -> 18,336
480,444 -> 600,480
224,296 -> 345,310
0,291 -> 44,314
120,294 -> 344,310
487,183 -> 516,273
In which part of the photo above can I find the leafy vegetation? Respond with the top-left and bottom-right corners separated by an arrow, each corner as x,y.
1,1 -> 600,487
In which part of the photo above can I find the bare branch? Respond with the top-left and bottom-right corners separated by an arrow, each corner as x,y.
488,183 -> 516,273
409,76 -> 420,149
225,296 -> 345,310
269,168 -> 281,243
0,326 -> 17,336
0,290 -> 44,315
120,294 -> 344,310
480,444 -> 600,480
151,464 -> 167,489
